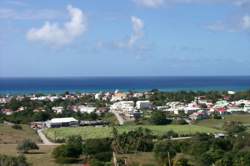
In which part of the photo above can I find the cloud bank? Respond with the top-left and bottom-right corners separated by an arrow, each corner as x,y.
26,5 -> 87,46
133,0 -> 250,8
133,0 -> 164,8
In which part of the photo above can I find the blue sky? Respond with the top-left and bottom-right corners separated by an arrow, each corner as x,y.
0,0 -> 250,77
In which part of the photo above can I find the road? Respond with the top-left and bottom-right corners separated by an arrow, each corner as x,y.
112,111 -> 125,125
37,129 -> 59,145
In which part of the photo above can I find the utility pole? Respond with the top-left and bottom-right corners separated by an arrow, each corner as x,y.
168,152 -> 171,166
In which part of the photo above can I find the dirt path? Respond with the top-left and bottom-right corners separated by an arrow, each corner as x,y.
37,129 -> 59,145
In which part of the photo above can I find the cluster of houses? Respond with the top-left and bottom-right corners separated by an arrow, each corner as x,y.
160,97 -> 250,120
110,100 -> 152,118
1,90 -> 250,124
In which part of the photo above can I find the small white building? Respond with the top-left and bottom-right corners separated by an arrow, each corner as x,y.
95,92 -> 103,100
136,100 -> 152,110
244,105 -> 250,112
78,105 -> 96,114
46,117 -> 78,128
52,106 -> 64,114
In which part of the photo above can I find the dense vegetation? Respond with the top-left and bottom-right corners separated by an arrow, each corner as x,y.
0,154 -> 30,166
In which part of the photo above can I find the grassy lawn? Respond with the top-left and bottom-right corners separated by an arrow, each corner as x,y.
0,144 -> 82,166
0,144 -> 57,166
44,125 -> 221,141
196,114 -> 250,130
0,124 -> 41,144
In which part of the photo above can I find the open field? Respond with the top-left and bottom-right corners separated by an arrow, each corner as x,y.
0,144 -> 82,166
0,144 -> 57,166
0,124 -> 41,144
196,114 -> 250,130
44,125 -> 221,141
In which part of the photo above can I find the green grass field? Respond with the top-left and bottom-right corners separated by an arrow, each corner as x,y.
44,125 -> 221,141
0,144 -> 82,166
0,124 -> 41,144
196,114 -> 250,130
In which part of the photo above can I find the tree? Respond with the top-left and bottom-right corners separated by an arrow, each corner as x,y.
173,157 -> 191,166
223,121 -> 246,136
154,141 -> 177,166
52,135 -> 83,163
150,111 -> 170,125
112,127 -> 153,154
17,139 -> 39,154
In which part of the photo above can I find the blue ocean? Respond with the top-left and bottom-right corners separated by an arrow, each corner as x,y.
0,76 -> 250,94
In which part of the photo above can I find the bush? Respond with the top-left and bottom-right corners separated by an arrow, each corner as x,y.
0,154 -> 30,166
83,138 -> 112,155
52,135 -> 83,163
223,121 -> 246,135
150,111 -> 171,125
17,139 -> 39,153
94,152 -> 112,162
162,130 -> 179,139
12,124 -> 23,130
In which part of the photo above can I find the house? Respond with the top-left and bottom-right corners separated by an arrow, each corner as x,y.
95,92 -> 103,100
184,103 -> 200,114
136,100 -> 152,110
77,105 -> 96,114
227,106 -> 244,113
244,105 -> 250,112
46,117 -> 78,128
111,92 -> 127,102
110,101 -> 137,118
215,108 -> 227,115
1,109 -> 13,115
214,100 -> 229,108
189,110 -> 207,120
52,106 -> 64,114
165,102 -> 185,114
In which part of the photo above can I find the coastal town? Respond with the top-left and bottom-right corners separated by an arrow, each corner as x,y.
1,89 -> 250,165
1,90 -> 250,127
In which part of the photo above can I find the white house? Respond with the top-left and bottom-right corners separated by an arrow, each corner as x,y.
136,101 -> 152,110
78,105 -> 96,114
52,106 -> 64,114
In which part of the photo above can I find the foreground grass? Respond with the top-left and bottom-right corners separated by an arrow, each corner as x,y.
118,152 -> 158,166
44,125 -> 221,141
0,124 -> 41,144
196,114 -> 250,130
0,144 -> 84,166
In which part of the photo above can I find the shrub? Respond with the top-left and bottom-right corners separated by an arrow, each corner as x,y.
150,111 -> 171,125
94,152 -> 112,162
12,124 -> 23,130
17,139 -> 39,153
52,135 -> 83,163
0,154 -> 30,166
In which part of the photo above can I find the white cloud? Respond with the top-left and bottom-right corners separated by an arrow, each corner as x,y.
241,15 -> 250,29
113,16 -> 144,49
206,21 -> 225,31
0,8 -> 62,20
207,14 -> 250,32
133,0 -> 250,8
133,0 -> 164,8
128,16 -> 144,46
26,5 -> 87,46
